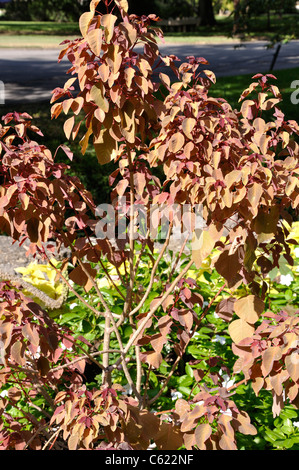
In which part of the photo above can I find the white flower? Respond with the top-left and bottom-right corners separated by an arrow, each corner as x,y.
294,247 -> 299,258
219,370 -> 235,389
192,331 -> 201,339
147,443 -> 157,450
223,376 -> 235,389
293,421 -> 299,429
193,400 -> 204,407
280,274 -> 293,286
220,408 -> 232,417
34,346 -> 41,359
0,390 -> 8,397
160,414 -> 173,422
212,335 -> 226,345
171,390 -> 183,401
69,302 -> 78,310
122,383 -> 133,395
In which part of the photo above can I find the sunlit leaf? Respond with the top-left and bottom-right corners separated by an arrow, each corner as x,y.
79,11 -> 94,37
234,295 -> 264,324
90,83 -> 109,113
182,118 -> 196,139
86,28 -> 103,56
228,319 -> 255,344
101,14 -> 117,43
194,423 -> 212,450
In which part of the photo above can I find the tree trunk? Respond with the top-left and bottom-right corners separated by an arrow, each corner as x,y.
232,0 -> 240,35
198,0 -> 216,26
267,9 -> 271,29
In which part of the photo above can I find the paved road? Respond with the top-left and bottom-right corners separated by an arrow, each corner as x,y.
0,40 -> 298,104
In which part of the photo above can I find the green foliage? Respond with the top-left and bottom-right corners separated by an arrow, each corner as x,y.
46,227 -> 299,450
231,0 -> 299,39
154,0 -> 194,19
3,0 -> 88,22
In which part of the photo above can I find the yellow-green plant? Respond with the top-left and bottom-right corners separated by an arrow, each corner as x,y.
15,259 -> 64,301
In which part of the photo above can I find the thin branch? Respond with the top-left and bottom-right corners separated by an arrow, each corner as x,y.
55,329 -> 106,372
148,352 -> 180,405
48,349 -> 120,374
76,220 -> 126,300
122,148 -> 136,319
75,258 -> 141,401
24,422 -> 49,450
98,257 -> 126,300
133,229 -> 150,277
108,258 -> 194,372
148,281 -> 227,405
11,371 -> 53,419
45,249 -> 133,380
135,344 -> 142,395
102,316 -> 111,386
40,249 -> 108,320
42,426 -> 62,451
6,363 -> 39,375
128,221 -> 173,319
142,365 -> 152,409
6,397 -> 56,446
227,377 -> 248,392
50,234 -> 121,320
168,233 -> 189,280
43,240 -> 140,402
32,377 -> 56,409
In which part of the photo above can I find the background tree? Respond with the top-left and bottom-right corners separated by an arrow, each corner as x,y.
198,0 -> 216,26
4,0 -> 87,21
231,0 -> 297,36
232,0 -> 244,35
127,0 -> 160,16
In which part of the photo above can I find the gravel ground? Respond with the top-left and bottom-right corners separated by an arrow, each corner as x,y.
0,235 -> 70,276
0,213 -> 236,276
0,231 -> 189,279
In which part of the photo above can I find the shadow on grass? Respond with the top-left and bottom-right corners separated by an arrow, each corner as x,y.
0,21 -> 79,36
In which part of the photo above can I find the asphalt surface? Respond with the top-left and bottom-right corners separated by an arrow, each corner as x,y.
0,40 -> 298,104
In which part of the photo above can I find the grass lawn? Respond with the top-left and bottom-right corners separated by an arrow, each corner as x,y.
0,20 -> 79,35
209,67 -> 299,121
0,11 -> 298,48
0,67 -> 298,205
0,34 -> 78,48
0,33 -> 241,48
